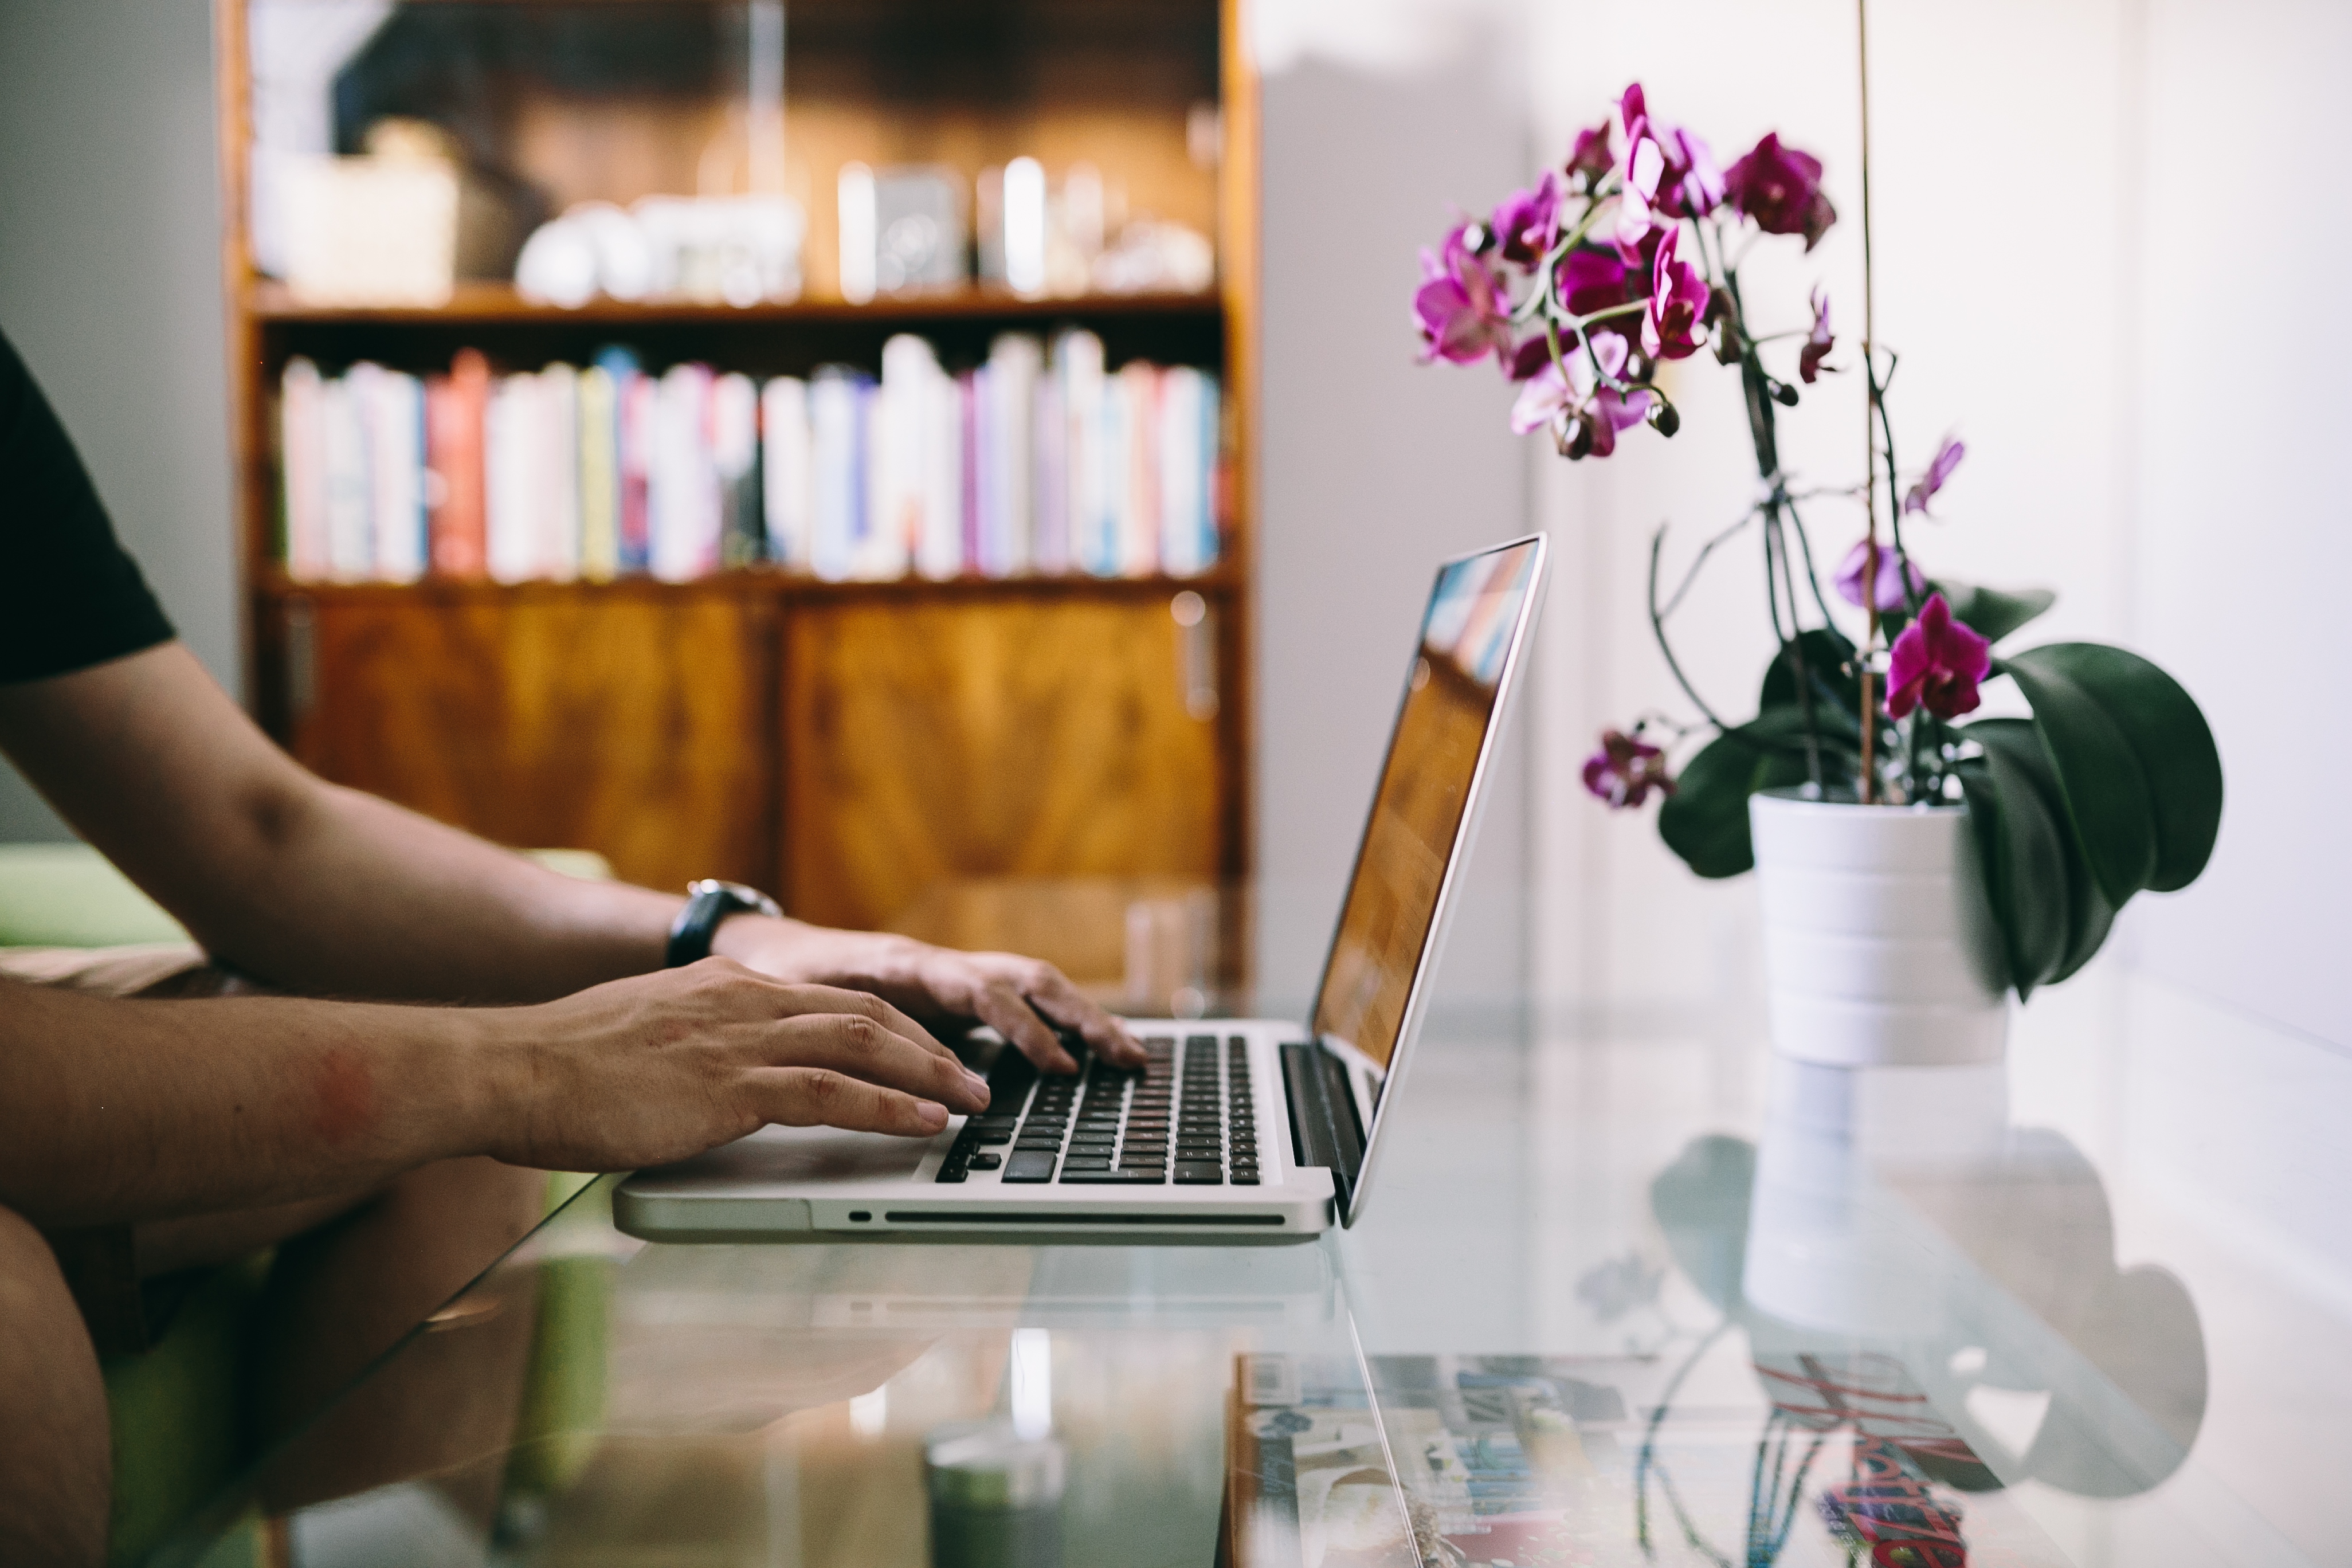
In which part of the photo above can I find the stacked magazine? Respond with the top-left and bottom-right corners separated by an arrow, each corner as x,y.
1222,1351 -> 2068,1567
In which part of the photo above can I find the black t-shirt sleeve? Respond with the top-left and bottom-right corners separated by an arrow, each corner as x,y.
0,329 -> 177,683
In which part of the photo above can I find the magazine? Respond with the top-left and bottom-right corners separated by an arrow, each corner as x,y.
1222,1349 -> 2069,1568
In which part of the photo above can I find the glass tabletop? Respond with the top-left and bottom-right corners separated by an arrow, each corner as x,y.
149,963 -> 2347,1568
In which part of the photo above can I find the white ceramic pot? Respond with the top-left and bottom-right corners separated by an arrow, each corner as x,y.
1748,789 -> 2008,1067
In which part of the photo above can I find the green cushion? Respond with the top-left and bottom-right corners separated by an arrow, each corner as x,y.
0,844 -> 190,947
99,1257 -> 268,1567
0,843 -> 613,950
501,1174 -> 616,1502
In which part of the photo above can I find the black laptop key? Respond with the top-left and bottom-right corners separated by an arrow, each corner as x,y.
936,1166 -> 968,1183
1173,1162 -> 1224,1185
968,1152 -> 1002,1170
1002,1151 -> 1057,1183
1061,1167 -> 1165,1185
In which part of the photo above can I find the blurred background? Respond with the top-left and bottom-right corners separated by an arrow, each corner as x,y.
0,0 -> 2342,1062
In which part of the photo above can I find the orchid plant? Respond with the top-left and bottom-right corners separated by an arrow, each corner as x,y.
1417,83 -> 2223,998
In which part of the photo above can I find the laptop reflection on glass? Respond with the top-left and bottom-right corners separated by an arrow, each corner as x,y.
616,534 -> 1547,1244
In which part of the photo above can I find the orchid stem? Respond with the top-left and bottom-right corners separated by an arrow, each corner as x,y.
1857,0 -> 1881,805
1648,528 -> 1732,731
1658,508 -> 1760,620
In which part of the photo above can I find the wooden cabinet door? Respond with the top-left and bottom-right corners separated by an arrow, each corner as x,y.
273,587 -> 775,893
782,592 -> 1225,930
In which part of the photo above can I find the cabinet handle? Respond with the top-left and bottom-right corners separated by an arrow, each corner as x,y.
1171,590 -> 1218,721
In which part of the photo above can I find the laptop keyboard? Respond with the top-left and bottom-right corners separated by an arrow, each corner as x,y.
934,1033 -> 1263,1186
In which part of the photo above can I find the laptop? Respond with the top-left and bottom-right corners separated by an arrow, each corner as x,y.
615,534 -> 1547,1245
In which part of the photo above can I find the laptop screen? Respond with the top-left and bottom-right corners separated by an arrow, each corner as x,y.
1308,537 -> 1544,1075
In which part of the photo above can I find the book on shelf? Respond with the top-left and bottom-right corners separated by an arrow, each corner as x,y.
1224,1351 -> 2067,1568
273,328 -> 1222,587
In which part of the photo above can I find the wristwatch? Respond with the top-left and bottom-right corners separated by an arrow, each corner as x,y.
665,879 -> 784,968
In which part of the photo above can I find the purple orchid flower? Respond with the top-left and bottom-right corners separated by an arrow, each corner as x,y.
1800,287 -> 1834,383
1509,330 -> 1651,457
1583,728 -> 1676,807
1904,436 -> 1966,515
1567,119 -> 1615,186
1504,334 -> 1553,382
1613,84 -> 1668,258
1555,248 -> 1629,317
1885,591 -> 1992,720
1492,172 -> 1565,267
1724,132 -> 1837,250
1833,537 -> 1926,611
1657,124 -> 1726,218
1642,228 -> 1710,361
1414,222 -> 1515,367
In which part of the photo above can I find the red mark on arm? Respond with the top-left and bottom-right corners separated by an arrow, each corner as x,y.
307,1045 -> 378,1145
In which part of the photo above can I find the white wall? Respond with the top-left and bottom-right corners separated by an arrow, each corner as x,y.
1255,18 -> 1534,1027
1503,1 -> 2352,1041
0,0 -> 238,841
2126,0 -> 2352,1051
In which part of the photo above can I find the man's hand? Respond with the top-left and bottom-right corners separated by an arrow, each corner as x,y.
714,920 -> 1144,1075
485,959 -> 994,1173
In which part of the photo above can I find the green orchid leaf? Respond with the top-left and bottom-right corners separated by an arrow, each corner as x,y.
1993,653 -> 2157,904
1951,745 -> 2067,1000
1965,717 -> 2116,984
1758,628 -> 1860,728
1935,580 -> 2058,645
2002,644 -> 2223,899
1657,708 -> 1838,879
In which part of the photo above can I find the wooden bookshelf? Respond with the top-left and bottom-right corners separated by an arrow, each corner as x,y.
213,0 -> 1259,928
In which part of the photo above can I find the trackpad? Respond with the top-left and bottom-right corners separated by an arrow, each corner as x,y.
641,1124 -> 934,1191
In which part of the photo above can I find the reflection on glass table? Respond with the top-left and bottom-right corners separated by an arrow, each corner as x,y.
148,969 -> 2342,1568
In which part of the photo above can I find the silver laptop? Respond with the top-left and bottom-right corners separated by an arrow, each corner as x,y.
615,534 -> 1547,1245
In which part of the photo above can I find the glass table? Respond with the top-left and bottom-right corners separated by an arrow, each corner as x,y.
148,962 -> 2349,1567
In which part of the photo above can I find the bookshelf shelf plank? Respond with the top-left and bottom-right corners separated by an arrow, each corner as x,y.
247,281 -> 1225,328
253,570 -> 1244,605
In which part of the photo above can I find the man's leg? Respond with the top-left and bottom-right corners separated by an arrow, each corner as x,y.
241,1155 -> 546,1515
0,1203 -> 108,1568
5,947 -> 550,1542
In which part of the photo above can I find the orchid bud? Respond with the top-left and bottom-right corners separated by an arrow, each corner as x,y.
1563,415 -> 1594,460
1773,380 -> 1800,407
1463,222 -> 1493,254
1651,402 -> 1681,437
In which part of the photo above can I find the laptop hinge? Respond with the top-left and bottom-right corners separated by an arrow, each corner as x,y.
1281,1042 -> 1367,1222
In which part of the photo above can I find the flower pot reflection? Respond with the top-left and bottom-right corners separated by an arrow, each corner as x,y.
1648,1058 -> 2207,1512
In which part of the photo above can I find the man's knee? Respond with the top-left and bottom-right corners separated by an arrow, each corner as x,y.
0,1204 -> 109,1567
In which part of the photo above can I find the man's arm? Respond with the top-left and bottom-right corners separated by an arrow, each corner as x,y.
0,644 -> 1135,1067
0,961 -> 989,1230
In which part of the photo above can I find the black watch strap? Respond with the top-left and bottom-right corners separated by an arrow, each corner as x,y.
665,879 -> 783,968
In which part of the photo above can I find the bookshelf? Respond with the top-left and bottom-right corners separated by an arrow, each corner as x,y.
213,0 -> 1258,933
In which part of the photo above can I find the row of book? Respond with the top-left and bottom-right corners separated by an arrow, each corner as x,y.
276,330 -> 1224,584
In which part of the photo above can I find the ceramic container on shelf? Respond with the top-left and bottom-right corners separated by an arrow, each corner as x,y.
1748,789 -> 2008,1067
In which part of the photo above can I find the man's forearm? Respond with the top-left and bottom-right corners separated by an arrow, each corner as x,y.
0,980 -> 500,1228
0,645 -> 682,1003
197,781 -> 682,1003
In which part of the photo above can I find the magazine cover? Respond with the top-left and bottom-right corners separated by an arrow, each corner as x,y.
1224,1347 -> 2070,1568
